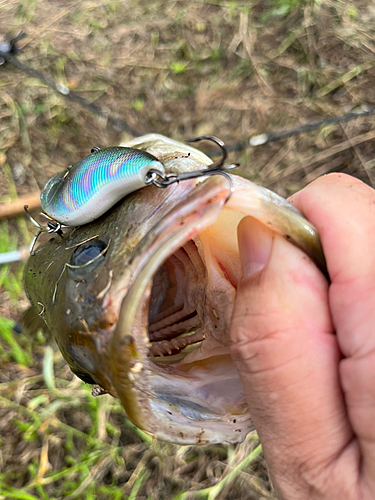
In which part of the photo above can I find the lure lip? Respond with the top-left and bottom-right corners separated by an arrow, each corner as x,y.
40,171 -> 65,211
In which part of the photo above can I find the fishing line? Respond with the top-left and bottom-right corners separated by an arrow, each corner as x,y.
225,107 -> 375,152
255,108 -> 375,144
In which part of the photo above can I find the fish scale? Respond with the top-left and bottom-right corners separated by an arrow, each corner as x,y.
40,147 -> 165,226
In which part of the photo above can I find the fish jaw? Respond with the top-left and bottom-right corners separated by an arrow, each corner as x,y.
108,175 -> 254,444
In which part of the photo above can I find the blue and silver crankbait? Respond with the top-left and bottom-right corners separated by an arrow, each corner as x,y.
25,136 -> 237,254
40,146 -> 165,226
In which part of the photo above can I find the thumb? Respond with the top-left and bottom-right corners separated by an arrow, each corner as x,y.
230,216 -> 352,494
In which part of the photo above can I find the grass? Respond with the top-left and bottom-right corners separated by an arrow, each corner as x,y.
1,0 -> 375,498
0,350 -> 264,498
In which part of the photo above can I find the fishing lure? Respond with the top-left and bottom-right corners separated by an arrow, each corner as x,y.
40,146 -> 166,225
26,136 -> 237,253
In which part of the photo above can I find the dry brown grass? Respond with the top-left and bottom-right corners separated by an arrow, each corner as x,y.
1,0 -> 375,498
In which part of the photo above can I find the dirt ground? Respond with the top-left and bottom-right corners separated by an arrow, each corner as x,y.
1,0 -> 375,498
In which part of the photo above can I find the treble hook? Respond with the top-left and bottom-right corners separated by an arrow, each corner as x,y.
24,206 -> 65,255
144,135 -> 239,201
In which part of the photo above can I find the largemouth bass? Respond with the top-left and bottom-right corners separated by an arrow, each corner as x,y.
24,134 -> 325,445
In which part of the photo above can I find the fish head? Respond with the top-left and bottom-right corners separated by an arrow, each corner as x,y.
24,134 -> 325,445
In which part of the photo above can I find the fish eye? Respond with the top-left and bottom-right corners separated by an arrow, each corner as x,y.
70,240 -> 108,268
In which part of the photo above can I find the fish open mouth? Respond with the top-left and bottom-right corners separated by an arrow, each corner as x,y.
109,176 -> 254,444
108,166 -> 325,444
147,240 -> 206,361
100,134 -> 324,444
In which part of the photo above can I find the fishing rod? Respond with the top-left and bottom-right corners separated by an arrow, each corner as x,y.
226,107 -> 375,151
0,32 -> 141,137
1,32 -> 375,152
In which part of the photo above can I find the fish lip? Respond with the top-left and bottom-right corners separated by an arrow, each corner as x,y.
108,175 -> 254,445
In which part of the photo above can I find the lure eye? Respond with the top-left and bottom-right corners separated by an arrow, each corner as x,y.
70,240 -> 108,268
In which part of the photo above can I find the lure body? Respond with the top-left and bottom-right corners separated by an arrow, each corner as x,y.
40,147 -> 165,225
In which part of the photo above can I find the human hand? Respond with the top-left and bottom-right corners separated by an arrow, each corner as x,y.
230,173 -> 375,499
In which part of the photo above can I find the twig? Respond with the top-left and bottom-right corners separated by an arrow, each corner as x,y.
0,193 -> 41,219
269,129 -> 375,183
0,248 -> 29,265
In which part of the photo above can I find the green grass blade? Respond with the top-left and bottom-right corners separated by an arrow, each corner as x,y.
0,316 -> 31,366
42,346 -> 56,392
128,469 -> 151,500
196,444 -> 263,500
0,484 -> 40,500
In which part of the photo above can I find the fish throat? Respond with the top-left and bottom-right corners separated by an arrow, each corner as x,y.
148,240 -> 208,361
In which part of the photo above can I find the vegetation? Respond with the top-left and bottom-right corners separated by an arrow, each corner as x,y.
1,0 -> 375,498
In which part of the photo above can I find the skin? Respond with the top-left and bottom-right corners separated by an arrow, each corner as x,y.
230,173 -> 375,499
